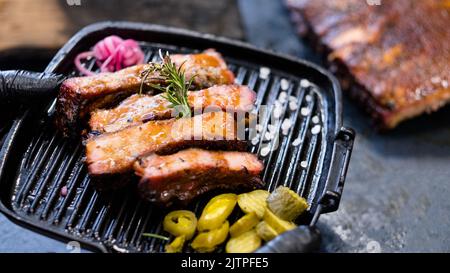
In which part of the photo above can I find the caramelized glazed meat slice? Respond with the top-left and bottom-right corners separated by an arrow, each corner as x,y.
55,49 -> 235,136
86,111 -> 247,176
134,148 -> 264,206
89,84 -> 256,134
171,49 -> 235,88
286,0 -> 450,129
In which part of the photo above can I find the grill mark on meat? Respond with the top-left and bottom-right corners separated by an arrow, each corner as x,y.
286,0 -> 450,129
55,49 -> 235,136
134,148 -> 264,206
89,84 -> 256,134
86,111 -> 247,176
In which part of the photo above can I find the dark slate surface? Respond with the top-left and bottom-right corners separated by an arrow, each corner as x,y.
239,0 -> 450,252
1,0 -> 449,253
60,0 -> 244,40
0,222 -> 76,253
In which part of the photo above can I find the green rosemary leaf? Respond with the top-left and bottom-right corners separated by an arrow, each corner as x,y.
139,52 -> 194,118
142,233 -> 170,241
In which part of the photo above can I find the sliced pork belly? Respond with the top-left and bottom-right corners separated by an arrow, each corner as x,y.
89,85 -> 256,134
86,111 -> 247,176
56,49 -> 235,136
134,148 -> 264,206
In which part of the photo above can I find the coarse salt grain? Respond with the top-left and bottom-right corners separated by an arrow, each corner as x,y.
300,79 -> 311,88
312,115 -> 320,124
278,91 -> 288,101
311,125 -> 321,135
300,161 -> 308,168
273,107 -> 283,119
271,135 -> 279,147
442,80 -> 449,89
305,95 -> 313,102
280,79 -> 290,90
265,132 -> 273,141
259,67 -> 271,79
256,124 -> 263,132
251,136 -> 260,145
301,107 -> 310,116
289,101 -> 298,111
273,101 -> 283,117
292,138 -> 301,146
289,95 -> 297,102
268,124 -> 276,133
281,118 -> 292,131
260,146 -> 271,156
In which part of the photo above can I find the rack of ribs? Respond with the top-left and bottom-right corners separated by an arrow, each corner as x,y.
286,0 -> 450,129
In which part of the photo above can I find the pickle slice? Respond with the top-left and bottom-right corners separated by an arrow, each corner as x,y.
256,221 -> 278,241
237,190 -> 270,219
263,208 -> 296,234
266,186 -> 308,221
225,229 -> 261,253
229,212 -> 259,237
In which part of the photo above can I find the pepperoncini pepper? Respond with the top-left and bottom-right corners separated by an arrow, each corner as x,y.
191,221 -> 230,252
197,193 -> 237,231
165,235 -> 186,253
163,210 -> 197,240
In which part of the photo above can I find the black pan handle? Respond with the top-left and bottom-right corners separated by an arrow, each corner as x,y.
255,225 -> 321,253
320,127 -> 355,213
0,70 -> 65,104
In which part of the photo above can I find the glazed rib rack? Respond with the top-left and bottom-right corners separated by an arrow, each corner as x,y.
0,23 -> 353,252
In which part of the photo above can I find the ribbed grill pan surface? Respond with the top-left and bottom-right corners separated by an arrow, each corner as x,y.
0,22 -> 354,252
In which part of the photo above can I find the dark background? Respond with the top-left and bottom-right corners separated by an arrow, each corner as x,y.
0,0 -> 449,252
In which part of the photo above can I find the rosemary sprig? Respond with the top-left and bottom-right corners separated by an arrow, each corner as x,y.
140,50 -> 194,118
142,233 -> 170,241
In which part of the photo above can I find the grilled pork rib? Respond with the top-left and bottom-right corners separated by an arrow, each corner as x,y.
55,49 -> 235,136
135,148 -> 264,206
89,85 -> 256,134
86,111 -> 247,176
286,0 -> 450,129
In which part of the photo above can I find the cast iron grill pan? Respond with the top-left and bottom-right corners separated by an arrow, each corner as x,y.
0,22 -> 354,253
